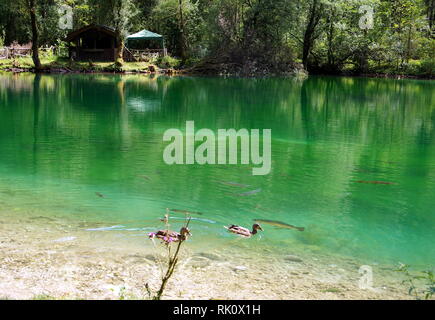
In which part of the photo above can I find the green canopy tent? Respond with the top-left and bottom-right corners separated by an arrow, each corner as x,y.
126,29 -> 166,52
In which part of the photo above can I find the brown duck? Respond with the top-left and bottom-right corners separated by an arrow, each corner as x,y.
149,227 -> 191,243
225,223 -> 263,238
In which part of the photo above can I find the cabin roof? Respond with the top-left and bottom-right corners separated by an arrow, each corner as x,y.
65,24 -> 117,42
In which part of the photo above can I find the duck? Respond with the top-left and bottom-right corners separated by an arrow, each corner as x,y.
149,227 -> 191,244
225,223 -> 263,238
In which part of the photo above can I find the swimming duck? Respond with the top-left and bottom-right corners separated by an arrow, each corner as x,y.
149,227 -> 191,244
225,223 -> 263,238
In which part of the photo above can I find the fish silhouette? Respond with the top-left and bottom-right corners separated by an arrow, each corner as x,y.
170,209 -> 203,216
354,181 -> 396,185
236,189 -> 262,196
254,219 -> 305,232
218,181 -> 250,188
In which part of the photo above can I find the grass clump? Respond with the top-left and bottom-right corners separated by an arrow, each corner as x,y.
322,288 -> 342,293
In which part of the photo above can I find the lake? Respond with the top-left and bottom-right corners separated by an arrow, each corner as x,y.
0,73 -> 434,272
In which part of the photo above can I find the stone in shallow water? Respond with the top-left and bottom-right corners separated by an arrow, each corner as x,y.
188,257 -> 211,269
284,255 -> 303,263
233,265 -> 248,272
195,252 -> 223,261
144,254 -> 157,262
53,236 -> 76,242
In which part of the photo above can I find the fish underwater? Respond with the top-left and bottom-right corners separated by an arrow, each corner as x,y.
236,188 -> 262,197
253,219 -> 305,231
354,180 -> 396,185
218,181 -> 250,188
95,192 -> 105,198
170,209 -> 203,216
169,216 -> 217,224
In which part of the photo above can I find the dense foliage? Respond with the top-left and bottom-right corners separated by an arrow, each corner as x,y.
0,0 -> 433,75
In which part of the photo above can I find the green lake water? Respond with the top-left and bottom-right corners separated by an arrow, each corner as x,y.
0,73 -> 434,268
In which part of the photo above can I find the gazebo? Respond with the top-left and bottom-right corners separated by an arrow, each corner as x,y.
124,29 -> 167,61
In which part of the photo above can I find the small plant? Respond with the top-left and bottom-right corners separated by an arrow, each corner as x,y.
395,263 -> 435,300
32,294 -> 56,300
12,58 -> 19,68
116,286 -> 140,300
106,61 -> 124,72
322,287 -> 341,293
146,209 -> 192,300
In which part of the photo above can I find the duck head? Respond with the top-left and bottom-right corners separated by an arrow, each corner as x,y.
179,227 -> 192,240
252,223 -> 263,234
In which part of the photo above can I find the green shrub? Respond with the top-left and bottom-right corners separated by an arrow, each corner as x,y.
400,60 -> 421,76
418,59 -> 434,77
183,57 -> 201,68
156,55 -> 181,69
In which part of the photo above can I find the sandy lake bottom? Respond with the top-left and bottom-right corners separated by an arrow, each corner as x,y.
0,207 -> 420,300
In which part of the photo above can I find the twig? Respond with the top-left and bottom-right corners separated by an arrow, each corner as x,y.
153,216 -> 191,300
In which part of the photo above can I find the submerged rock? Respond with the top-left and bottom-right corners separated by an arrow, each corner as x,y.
284,255 -> 303,263
195,252 -> 223,261
144,254 -> 157,262
53,236 -> 76,242
233,265 -> 248,272
189,257 -> 211,269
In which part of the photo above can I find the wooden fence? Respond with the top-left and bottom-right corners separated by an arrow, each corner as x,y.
0,47 -> 55,59
0,48 -> 8,59
0,46 -> 167,61
123,48 -> 167,62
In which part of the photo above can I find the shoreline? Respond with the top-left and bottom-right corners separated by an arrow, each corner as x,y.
0,64 -> 433,80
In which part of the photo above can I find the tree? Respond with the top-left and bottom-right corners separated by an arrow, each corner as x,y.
424,0 -> 435,31
0,0 -> 432,75
27,0 -> 42,69
148,0 -> 203,60
302,0 -> 323,69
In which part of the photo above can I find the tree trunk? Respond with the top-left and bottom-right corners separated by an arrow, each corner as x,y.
425,0 -> 435,31
355,30 -> 369,74
116,32 -> 124,64
406,26 -> 412,62
113,0 -> 125,65
28,0 -> 41,70
178,0 -> 187,61
302,0 -> 322,70
326,14 -> 334,71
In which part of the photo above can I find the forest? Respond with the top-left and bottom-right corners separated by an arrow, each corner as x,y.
0,0 -> 434,77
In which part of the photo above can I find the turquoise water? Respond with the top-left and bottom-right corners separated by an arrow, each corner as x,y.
0,73 -> 434,267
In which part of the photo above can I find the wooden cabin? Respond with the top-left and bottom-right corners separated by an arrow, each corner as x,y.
65,25 -> 119,62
